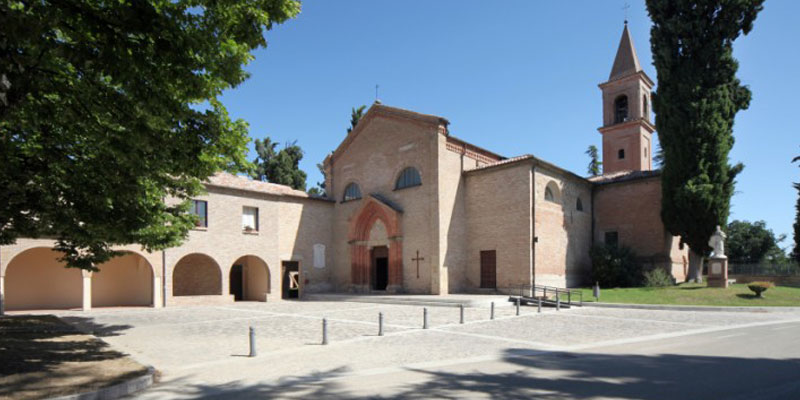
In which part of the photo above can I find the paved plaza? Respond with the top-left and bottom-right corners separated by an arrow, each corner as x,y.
45,300 -> 800,399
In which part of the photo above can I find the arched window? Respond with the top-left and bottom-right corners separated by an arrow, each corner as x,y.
576,198 -> 584,212
642,94 -> 649,121
544,181 -> 560,203
395,167 -> 422,190
343,182 -> 362,202
614,95 -> 628,124
618,149 -> 625,160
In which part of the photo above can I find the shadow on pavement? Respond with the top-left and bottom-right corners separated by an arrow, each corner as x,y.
145,348 -> 800,399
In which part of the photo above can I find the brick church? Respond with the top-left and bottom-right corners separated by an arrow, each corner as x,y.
0,24 -> 686,311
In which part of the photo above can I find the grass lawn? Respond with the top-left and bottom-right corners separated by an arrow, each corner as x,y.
0,315 -> 149,400
578,283 -> 800,307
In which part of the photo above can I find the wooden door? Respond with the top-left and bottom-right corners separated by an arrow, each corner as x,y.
480,250 -> 496,289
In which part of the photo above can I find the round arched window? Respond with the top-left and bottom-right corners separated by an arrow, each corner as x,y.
395,167 -> 422,190
343,182 -> 362,202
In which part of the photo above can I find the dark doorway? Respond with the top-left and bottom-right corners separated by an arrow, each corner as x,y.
281,261 -> 300,299
372,246 -> 389,291
480,250 -> 497,289
230,264 -> 244,301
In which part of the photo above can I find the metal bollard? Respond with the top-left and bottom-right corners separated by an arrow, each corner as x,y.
538,297 -> 542,313
423,307 -> 429,329
322,318 -> 329,345
459,304 -> 465,324
378,312 -> 384,336
249,326 -> 256,357
516,298 -> 520,316
556,292 -> 561,311
490,302 -> 495,320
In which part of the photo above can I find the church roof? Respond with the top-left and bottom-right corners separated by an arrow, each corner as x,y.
205,172 -> 333,201
324,103 -> 450,167
609,23 -> 643,81
588,169 -> 661,185
465,154 -> 590,184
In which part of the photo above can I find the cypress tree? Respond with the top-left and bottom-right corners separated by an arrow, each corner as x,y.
793,155 -> 800,263
646,0 -> 764,282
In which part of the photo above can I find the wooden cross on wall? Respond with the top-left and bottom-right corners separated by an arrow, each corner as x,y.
412,250 -> 424,279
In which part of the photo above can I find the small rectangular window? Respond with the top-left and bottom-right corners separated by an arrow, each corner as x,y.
604,231 -> 619,248
191,200 -> 208,228
242,206 -> 258,232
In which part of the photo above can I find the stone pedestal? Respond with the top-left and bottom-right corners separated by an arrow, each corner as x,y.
707,256 -> 728,288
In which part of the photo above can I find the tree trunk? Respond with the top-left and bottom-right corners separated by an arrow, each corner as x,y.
687,249 -> 704,283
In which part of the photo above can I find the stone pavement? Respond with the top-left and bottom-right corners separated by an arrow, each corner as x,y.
46,300 -> 800,399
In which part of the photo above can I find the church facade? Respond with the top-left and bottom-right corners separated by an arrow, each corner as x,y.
0,25 -> 686,311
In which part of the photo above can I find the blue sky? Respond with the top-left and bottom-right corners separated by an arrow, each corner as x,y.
219,0 -> 800,246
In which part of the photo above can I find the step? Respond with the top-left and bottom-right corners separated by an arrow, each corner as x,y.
304,293 -> 513,308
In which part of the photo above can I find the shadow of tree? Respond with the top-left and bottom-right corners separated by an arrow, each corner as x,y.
0,314 -> 137,379
59,315 -> 133,337
155,349 -> 800,399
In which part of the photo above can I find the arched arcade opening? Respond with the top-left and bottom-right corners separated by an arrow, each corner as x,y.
172,253 -> 222,296
4,248 -> 83,311
92,252 -> 154,307
229,255 -> 270,302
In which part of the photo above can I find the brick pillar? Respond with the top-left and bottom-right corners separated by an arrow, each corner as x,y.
82,270 -> 92,311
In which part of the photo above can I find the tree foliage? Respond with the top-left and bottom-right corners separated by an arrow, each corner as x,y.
307,162 -> 327,197
0,0 -> 300,270
347,105 -> 366,134
726,220 -> 786,264
251,138 -> 307,191
585,145 -> 602,176
590,245 -> 644,288
646,0 -> 763,280
793,154 -> 800,262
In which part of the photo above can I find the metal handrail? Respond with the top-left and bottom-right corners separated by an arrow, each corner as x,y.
515,284 -> 583,306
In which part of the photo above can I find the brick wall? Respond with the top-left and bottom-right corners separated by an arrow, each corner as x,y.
593,176 -> 687,281
533,166 -> 593,288
465,162 -> 533,292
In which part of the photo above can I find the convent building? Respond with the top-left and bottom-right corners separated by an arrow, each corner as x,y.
0,24 -> 687,311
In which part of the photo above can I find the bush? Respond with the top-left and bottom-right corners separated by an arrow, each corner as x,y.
643,268 -> 674,287
747,281 -> 774,298
590,245 -> 643,288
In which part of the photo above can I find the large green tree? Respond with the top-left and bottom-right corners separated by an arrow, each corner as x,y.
726,220 -> 786,264
0,0 -> 300,270
251,138 -> 307,191
793,154 -> 800,262
646,0 -> 763,282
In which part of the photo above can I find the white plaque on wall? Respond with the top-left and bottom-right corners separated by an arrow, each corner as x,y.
313,244 -> 326,269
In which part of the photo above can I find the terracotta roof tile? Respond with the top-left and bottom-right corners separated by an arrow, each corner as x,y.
205,172 -> 332,201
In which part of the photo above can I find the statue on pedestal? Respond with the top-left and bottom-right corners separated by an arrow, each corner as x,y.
708,225 -> 727,258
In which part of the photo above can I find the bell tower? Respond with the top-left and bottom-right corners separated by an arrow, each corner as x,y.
598,23 -> 655,174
